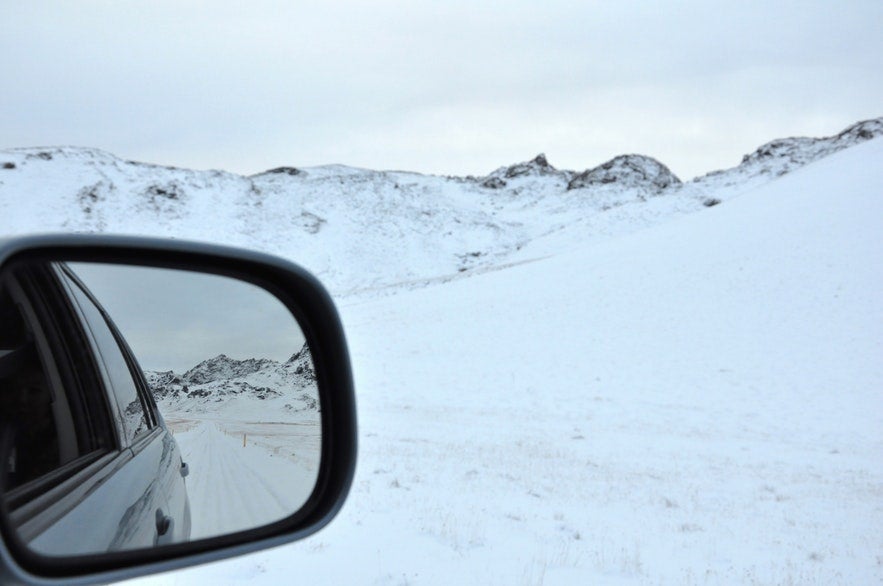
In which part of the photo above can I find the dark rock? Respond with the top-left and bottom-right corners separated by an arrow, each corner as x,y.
145,183 -> 181,200
503,154 -> 556,179
568,155 -> 681,192
834,117 -> 883,143
263,166 -> 302,176
736,118 -> 883,176
183,354 -> 274,385
481,177 -> 507,189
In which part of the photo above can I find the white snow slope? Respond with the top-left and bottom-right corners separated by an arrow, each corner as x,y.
120,136 -> 883,584
1,122 -> 880,583
1,119 -> 879,298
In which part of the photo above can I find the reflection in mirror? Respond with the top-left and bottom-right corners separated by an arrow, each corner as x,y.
0,261 -> 321,557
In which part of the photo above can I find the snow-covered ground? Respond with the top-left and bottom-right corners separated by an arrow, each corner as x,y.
120,134 -> 883,583
167,418 -> 319,540
1,121 -> 880,583
146,350 -> 322,539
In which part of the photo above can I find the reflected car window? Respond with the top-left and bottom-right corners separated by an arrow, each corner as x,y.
59,271 -> 150,444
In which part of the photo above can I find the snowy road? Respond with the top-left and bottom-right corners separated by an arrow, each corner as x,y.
168,418 -> 320,540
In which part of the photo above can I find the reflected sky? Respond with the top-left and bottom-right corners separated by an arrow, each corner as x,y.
69,263 -> 306,373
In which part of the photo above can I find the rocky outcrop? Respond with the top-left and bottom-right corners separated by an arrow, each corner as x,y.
567,155 -> 681,193
499,153 -> 558,179
737,118 -> 883,176
481,154 -> 566,188
147,344 -> 317,406
182,355 -> 277,385
254,166 -> 302,177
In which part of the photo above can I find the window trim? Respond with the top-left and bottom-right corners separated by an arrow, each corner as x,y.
5,449 -> 111,527
54,266 -> 155,447
8,449 -> 134,545
106,309 -> 159,430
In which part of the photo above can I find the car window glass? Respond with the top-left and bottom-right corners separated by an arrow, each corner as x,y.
0,296 -> 63,489
60,274 -> 150,444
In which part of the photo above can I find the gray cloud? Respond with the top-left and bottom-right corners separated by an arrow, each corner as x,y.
1,1 -> 880,180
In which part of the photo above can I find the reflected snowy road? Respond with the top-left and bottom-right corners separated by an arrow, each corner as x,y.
166,418 -> 320,540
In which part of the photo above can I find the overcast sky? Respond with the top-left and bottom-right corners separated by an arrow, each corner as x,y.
69,263 -> 306,373
1,1 -> 881,180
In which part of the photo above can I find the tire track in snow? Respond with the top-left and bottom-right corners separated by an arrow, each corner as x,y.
176,421 -> 293,540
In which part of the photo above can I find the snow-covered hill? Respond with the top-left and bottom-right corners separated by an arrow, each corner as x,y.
2,118 -> 879,296
122,129 -> 883,585
145,344 -> 318,418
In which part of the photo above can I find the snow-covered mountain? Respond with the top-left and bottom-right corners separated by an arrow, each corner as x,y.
145,343 -> 318,417
2,118 -> 879,297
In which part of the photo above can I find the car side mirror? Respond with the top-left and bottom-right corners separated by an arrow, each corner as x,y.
0,235 -> 357,585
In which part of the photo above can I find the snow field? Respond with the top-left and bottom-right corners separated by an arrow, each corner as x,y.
125,138 -> 883,583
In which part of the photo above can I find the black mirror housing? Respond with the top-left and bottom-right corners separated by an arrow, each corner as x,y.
0,234 -> 357,585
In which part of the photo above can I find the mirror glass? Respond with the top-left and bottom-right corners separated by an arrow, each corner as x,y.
0,260 -> 321,556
